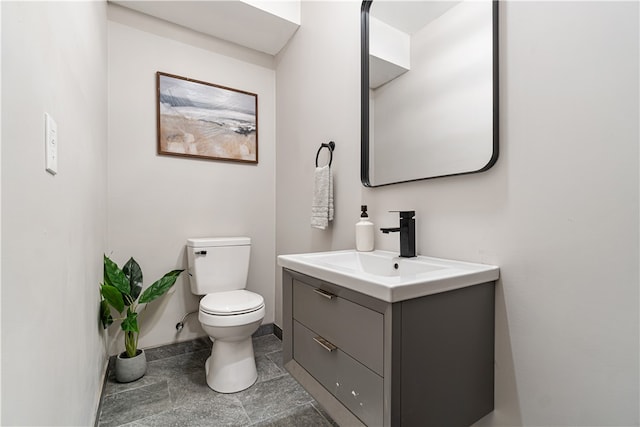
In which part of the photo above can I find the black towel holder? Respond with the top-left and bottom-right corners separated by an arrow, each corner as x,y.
315,141 -> 335,167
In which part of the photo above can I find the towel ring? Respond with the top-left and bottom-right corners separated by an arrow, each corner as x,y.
315,141 -> 335,167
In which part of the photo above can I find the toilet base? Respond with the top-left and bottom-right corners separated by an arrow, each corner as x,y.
205,337 -> 258,393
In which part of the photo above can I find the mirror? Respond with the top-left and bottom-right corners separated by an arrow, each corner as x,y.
361,0 -> 498,186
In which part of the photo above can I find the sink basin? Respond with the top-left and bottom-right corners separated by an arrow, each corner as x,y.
277,250 -> 499,302
306,250 -> 445,277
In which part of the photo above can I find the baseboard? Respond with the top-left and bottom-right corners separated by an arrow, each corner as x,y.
274,324 -> 282,340
253,322 -> 274,338
94,357 -> 110,427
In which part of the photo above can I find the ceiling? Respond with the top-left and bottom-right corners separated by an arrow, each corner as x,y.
111,0 -> 300,55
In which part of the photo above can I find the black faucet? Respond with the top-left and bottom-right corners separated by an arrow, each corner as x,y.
380,211 -> 416,258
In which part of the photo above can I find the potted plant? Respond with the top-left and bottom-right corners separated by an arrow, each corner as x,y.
100,254 -> 183,382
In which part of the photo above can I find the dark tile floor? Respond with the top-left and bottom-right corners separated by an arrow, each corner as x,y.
97,335 -> 336,427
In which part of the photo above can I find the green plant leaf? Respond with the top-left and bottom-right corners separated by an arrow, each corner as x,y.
121,310 -> 139,333
139,269 -> 184,304
123,257 -> 143,303
100,284 -> 125,313
104,255 -> 130,296
100,299 -> 113,329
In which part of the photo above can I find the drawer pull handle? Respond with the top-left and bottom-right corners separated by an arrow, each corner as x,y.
313,288 -> 335,300
313,336 -> 337,352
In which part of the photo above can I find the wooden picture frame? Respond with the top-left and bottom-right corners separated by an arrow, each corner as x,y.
156,72 -> 258,163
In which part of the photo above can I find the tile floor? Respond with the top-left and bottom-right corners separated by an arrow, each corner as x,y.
97,334 -> 336,427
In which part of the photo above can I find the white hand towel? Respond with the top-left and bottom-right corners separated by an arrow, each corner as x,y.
311,165 -> 334,230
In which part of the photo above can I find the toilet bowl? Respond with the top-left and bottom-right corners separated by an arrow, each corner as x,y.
198,290 -> 265,393
187,237 -> 265,393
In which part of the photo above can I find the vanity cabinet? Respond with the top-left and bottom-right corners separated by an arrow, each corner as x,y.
282,268 -> 495,427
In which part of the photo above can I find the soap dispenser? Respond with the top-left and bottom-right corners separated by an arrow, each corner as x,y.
356,205 -> 374,252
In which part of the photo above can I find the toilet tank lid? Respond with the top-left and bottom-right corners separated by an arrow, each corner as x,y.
187,237 -> 250,248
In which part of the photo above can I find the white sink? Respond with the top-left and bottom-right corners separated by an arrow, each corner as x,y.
277,250 -> 499,302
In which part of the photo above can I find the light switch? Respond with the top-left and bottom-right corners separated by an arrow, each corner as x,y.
45,113 -> 57,175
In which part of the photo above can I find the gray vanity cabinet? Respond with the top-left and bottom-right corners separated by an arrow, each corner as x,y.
282,268 -> 495,427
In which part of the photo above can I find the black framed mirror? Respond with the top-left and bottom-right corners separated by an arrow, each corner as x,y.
361,0 -> 499,186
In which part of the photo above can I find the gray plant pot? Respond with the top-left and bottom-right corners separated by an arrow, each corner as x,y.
115,349 -> 147,383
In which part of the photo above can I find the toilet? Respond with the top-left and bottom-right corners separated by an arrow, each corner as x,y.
186,237 -> 265,393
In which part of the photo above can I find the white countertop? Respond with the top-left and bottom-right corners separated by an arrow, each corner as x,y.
277,249 -> 500,303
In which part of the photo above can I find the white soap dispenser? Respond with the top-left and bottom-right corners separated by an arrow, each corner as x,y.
356,205 -> 374,252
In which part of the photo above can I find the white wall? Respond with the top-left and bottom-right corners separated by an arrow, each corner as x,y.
1,2 -> 108,425
275,1 -> 363,326
0,4 -> 3,421
276,1 -> 638,426
107,5 -> 276,354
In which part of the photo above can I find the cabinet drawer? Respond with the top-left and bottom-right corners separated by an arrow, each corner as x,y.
293,320 -> 383,427
292,279 -> 384,376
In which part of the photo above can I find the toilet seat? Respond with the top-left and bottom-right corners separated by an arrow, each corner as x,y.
199,304 -> 265,328
200,290 -> 264,316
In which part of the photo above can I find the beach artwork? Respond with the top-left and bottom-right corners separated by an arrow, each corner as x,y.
157,72 -> 258,163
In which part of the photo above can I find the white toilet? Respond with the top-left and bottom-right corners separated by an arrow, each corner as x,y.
186,237 -> 265,393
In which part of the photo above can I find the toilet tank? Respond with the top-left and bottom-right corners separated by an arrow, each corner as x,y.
187,237 -> 251,295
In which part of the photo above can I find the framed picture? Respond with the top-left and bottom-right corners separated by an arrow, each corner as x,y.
156,72 -> 258,163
